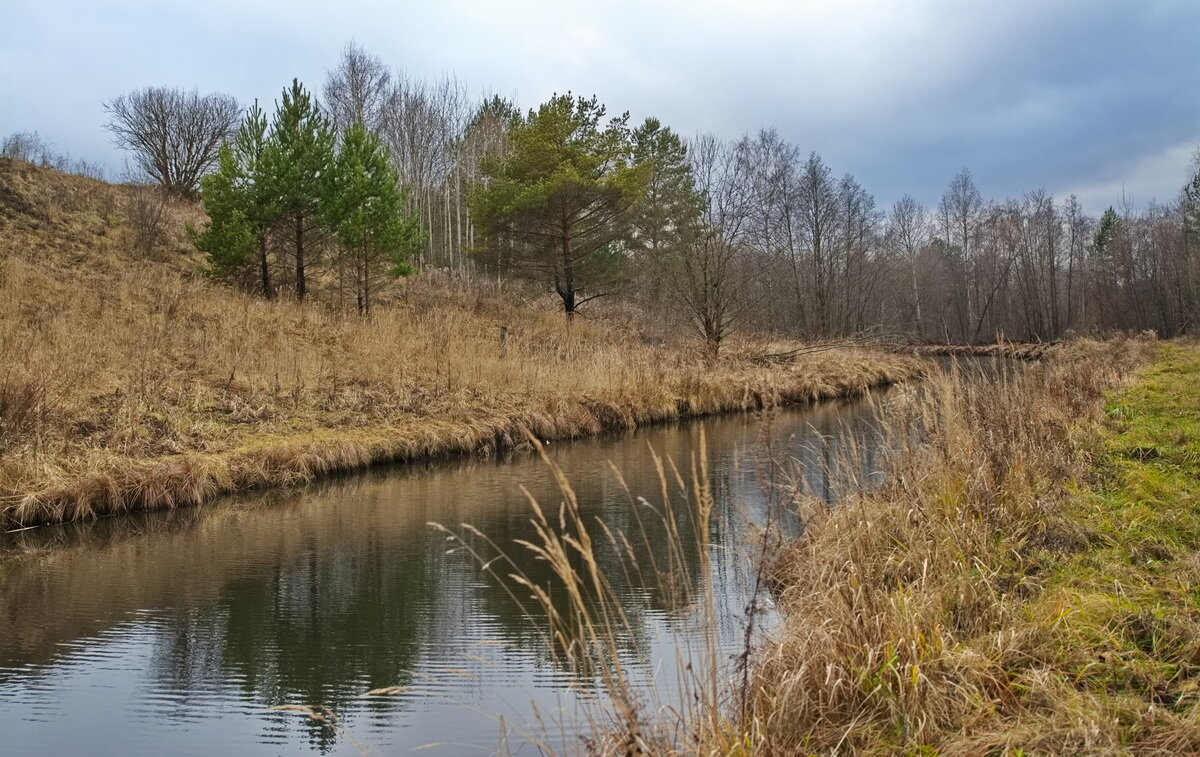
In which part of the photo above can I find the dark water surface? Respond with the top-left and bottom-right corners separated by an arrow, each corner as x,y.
0,391 -> 899,755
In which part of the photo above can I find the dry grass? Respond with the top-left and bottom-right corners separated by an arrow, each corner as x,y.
743,336 -> 1195,755
436,430 -> 731,756
0,158 -> 924,527
491,336 -> 1189,755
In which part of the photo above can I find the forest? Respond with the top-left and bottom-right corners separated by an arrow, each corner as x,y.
7,42 -> 1197,351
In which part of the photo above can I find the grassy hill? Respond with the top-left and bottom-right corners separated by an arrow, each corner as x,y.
0,159 -> 924,528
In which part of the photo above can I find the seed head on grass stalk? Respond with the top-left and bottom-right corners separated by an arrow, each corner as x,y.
431,424 -> 745,755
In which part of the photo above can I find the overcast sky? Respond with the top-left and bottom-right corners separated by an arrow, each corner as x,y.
2,0 -> 1197,215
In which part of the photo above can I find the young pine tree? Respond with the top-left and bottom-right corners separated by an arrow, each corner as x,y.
629,118 -> 701,300
324,124 -> 424,315
265,79 -> 334,301
631,118 -> 700,256
191,101 -> 277,296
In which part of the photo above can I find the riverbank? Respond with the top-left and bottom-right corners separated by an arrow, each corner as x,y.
0,295 -> 922,529
746,339 -> 1057,365
904,341 -> 1057,360
732,336 -> 1198,754
0,159 -> 926,528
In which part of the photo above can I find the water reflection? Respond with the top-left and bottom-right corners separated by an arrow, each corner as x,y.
0,389 -> 897,755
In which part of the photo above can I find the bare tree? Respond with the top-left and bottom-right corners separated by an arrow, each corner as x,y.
736,130 -> 802,330
380,73 -> 470,267
1061,194 -> 1089,331
1179,153 -> 1200,331
886,195 -> 929,338
2,130 -> 106,179
1,130 -> 53,164
834,173 -> 881,334
669,134 -> 754,359
323,41 -> 392,137
937,168 -> 984,340
796,152 -> 841,334
103,87 -> 239,197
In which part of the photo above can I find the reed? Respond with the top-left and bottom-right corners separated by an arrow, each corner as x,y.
435,428 -> 743,755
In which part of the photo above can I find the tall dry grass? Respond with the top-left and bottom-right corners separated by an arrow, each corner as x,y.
478,337 -> 1177,754
0,158 -> 925,527
435,430 -> 737,755
744,337 -> 1177,754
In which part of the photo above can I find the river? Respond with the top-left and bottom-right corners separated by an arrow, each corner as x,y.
0,387 -> 901,755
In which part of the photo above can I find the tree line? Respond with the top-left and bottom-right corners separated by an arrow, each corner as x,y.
188,80 -> 422,314
89,42 -> 1200,350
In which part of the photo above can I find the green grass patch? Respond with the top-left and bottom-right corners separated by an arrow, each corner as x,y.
1027,343 -> 1200,728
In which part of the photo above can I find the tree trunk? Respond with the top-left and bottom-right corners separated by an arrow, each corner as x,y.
360,234 -> 371,316
1065,238 -> 1076,330
910,251 -> 922,338
704,318 -> 721,362
559,222 -> 576,317
259,233 -> 272,299
294,214 -> 306,301
455,165 -> 463,268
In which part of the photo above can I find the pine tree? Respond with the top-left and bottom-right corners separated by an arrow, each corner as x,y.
265,79 -> 334,301
629,118 -> 701,300
191,102 -> 277,296
191,145 -> 255,281
1090,207 -> 1123,328
324,124 -> 424,315
630,117 -> 700,258
468,94 -> 647,316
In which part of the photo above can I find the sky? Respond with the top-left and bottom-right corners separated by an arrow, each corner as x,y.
2,0 -> 1197,215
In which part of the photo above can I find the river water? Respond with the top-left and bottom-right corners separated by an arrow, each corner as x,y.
0,389 -> 899,755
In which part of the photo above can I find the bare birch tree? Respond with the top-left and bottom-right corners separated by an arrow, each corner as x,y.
324,41 -> 392,138
937,169 -> 984,340
886,195 -> 929,338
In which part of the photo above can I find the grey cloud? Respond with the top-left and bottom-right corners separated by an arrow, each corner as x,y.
1,0 -> 1195,214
